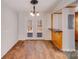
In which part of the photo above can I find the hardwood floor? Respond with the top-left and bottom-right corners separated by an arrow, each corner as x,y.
2,40 -> 68,59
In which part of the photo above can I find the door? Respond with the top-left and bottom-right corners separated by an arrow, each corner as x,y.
26,19 -> 43,39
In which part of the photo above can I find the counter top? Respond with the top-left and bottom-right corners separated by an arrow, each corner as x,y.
48,28 -> 62,32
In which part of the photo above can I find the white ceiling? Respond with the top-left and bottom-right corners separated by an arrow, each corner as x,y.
2,0 -> 60,13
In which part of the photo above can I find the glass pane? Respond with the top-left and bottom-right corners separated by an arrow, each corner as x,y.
68,14 -> 74,29
27,20 -> 33,32
37,20 -> 42,32
27,33 -> 33,37
37,33 -> 42,37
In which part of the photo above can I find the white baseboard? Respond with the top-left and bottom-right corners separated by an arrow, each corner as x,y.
62,49 -> 76,52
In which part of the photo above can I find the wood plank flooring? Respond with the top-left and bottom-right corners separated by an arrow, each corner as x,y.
2,40 -> 68,59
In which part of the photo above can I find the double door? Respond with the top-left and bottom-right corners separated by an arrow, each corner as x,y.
26,19 -> 43,39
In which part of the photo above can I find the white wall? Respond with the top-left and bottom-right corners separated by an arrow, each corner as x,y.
62,8 -> 75,51
1,2 -> 18,57
18,12 -> 51,40
53,14 -> 62,30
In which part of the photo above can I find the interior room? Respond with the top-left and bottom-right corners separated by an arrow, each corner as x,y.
1,0 -> 78,59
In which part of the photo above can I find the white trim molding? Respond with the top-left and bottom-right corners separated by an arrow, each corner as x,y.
62,49 -> 76,52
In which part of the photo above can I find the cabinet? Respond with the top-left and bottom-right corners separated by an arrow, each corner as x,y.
52,31 -> 62,49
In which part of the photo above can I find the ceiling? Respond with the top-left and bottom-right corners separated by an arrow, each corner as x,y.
66,1 -> 78,8
2,0 -> 60,13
